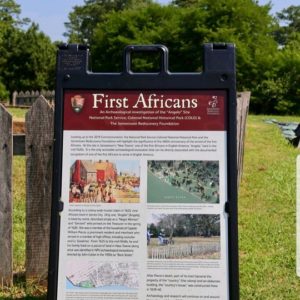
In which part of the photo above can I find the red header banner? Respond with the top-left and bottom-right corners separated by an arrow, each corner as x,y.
64,90 -> 226,131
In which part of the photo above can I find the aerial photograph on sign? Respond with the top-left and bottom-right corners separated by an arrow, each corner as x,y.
69,160 -> 140,203
147,160 -> 219,203
66,261 -> 139,290
147,214 -> 220,259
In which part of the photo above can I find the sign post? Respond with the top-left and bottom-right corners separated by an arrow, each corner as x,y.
48,44 -> 239,300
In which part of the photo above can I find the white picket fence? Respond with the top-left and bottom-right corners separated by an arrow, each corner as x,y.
151,242 -> 220,259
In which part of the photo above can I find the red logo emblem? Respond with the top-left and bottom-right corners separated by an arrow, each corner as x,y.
207,96 -> 220,115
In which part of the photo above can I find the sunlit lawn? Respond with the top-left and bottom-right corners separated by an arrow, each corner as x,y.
6,108 -> 28,119
239,115 -> 300,299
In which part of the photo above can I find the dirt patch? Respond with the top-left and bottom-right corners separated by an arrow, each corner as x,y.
13,118 -> 25,134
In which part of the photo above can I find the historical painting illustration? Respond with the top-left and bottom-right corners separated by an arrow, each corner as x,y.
70,160 -> 140,203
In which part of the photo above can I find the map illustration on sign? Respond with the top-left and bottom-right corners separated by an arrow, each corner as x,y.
147,160 -> 219,203
69,160 -> 140,203
66,261 -> 139,290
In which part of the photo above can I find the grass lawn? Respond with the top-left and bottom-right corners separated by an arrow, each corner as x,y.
1,114 -> 300,298
239,115 -> 300,299
6,108 -> 28,119
0,157 -> 47,299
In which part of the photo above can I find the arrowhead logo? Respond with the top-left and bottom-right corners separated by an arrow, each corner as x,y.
71,95 -> 85,113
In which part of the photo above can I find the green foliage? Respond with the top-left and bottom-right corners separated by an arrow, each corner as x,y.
251,6 -> 300,114
252,33 -> 300,114
91,4 -> 185,72
239,115 -> 300,299
88,0 -> 280,112
0,80 -> 9,101
65,0 -> 153,43
149,214 -> 220,238
276,5 -> 300,45
6,107 -> 28,118
90,0 -> 276,75
65,0 -> 300,114
0,157 -> 47,298
0,1 -> 56,96
1,24 -> 56,92
0,0 -> 22,30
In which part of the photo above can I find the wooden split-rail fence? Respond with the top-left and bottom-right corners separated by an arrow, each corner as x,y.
0,92 -> 250,287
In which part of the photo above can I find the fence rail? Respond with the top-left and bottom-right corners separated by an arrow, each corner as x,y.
0,92 -> 250,287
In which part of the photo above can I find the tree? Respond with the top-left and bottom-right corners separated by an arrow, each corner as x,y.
0,0 -> 56,98
157,214 -> 181,238
0,0 -> 23,28
0,0 -> 23,99
148,223 -> 158,237
64,0 -> 299,114
1,24 -> 56,93
196,215 -> 220,237
275,5 -> 300,45
89,0 -> 278,80
253,34 -> 300,114
65,0 -> 152,43
156,214 -> 220,238
90,4 -> 203,72
251,5 -> 300,114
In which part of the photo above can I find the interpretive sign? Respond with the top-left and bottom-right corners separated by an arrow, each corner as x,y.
48,44 -> 239,300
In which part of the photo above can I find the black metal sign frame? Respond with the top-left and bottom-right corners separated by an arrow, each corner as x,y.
48,43 -> 239,300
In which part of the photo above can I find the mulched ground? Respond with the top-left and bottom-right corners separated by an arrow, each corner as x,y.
13,118 -> 25,134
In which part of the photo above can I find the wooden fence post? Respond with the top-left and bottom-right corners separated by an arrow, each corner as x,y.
237,91 -> 251,189
12,91 -> 18,107
25,96 -> 54,282
0,104 -> 13,286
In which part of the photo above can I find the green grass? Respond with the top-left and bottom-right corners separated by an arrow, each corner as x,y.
0,157 -> 47,299
6,108 -> 28,119
1,114 -> 300,298
13,157 -> 26,272
239,115 -> 300,299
